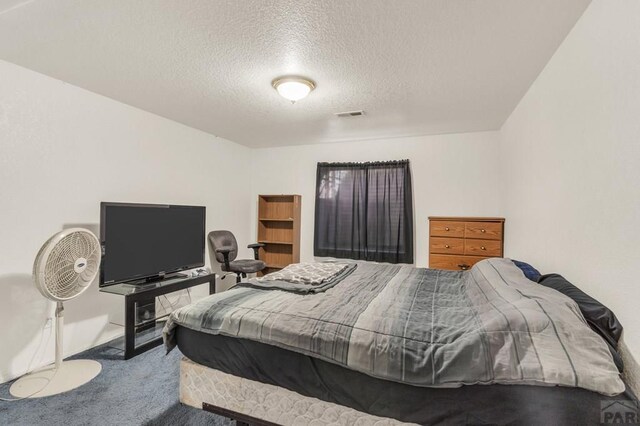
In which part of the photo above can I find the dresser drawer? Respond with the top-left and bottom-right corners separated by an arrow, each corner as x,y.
430,221 -> 465,238
430,237 -> 464,255
465,222 -> 503,240
429,254 -> 489,271
464,239 -> 502,256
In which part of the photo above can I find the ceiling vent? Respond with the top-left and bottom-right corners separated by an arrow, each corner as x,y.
335,110 -> 365,118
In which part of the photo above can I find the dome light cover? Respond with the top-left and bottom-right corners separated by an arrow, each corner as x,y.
272,76 -> 316,103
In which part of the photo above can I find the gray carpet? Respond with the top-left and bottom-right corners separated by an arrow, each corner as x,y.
0,341 -> 233,426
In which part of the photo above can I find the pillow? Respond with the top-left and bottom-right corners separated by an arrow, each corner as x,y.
537,273 -> 625,372
511,260 -> 541,282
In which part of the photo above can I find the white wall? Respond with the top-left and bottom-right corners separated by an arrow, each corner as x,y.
0,60 -> 252,383
250,131 -> 503,267
499,1 -> 640,360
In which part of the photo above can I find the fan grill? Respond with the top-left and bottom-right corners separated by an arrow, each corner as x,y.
40,231 -> 100,301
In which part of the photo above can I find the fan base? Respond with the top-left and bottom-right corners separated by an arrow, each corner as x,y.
9,360 -> 102,398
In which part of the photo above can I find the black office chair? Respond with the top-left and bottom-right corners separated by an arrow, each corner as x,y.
208,230 -> 265,283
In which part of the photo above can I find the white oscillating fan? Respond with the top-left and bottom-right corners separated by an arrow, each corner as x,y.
10,228 -> 102,398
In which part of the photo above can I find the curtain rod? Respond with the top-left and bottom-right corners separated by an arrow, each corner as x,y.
317,159 -> 409,167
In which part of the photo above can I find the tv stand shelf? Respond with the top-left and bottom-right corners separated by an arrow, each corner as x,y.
100,273 -> 215,359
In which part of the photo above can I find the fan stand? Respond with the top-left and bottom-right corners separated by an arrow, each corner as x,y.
10,302 -> 102,398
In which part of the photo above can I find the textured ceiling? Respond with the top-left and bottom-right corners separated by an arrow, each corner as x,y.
0,0 -> 590,147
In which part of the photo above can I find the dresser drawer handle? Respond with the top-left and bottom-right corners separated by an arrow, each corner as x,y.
445,227 -> 450,231
445,244 -> 450,249
481,246 -> 486,250
481,229 -> 486,233
458,264 -> 470,270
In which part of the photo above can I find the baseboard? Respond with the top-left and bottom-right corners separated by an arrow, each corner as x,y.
620,339 -> 640,396
0,328 -> 124,385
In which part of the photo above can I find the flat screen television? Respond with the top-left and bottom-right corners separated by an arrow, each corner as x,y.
100,202 -> 205,286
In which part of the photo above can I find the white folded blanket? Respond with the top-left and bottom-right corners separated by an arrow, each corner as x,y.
256,262 -> 348,285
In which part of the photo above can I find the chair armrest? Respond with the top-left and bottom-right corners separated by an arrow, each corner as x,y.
248,243 -> 265,260
215,246 -> 233,270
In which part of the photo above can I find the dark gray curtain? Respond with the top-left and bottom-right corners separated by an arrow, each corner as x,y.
314,160 -> 413,264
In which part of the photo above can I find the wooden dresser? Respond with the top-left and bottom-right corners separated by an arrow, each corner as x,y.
428,217 -> 505,271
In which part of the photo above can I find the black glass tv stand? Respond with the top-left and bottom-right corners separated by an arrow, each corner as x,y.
100,273 -> 215,359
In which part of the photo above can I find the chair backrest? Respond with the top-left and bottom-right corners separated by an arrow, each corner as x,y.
208,230 -> 238,264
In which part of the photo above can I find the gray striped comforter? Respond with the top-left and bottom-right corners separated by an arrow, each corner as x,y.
163,258 -> 624,396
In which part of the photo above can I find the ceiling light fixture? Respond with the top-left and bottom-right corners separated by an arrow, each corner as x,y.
272,76 -> 316,103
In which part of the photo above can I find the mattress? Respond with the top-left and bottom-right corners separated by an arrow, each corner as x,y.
165,259 -> 624,395
180,357 -> 412,425
176,326 -> 639,425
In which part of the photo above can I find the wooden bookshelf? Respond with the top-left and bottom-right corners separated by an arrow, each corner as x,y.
257,195 -> 301,276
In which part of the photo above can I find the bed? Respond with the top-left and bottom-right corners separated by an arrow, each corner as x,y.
164,259 -> 638,425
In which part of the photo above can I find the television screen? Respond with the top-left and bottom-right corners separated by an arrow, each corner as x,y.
100,202 -> 205,286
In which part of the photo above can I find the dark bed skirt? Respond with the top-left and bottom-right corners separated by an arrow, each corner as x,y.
176,326 -> 638,426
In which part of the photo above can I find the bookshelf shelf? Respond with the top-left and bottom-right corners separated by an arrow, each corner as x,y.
264,263 -> 288,269
258,240 -> 294,245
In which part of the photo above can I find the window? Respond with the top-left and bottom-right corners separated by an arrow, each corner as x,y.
314,160 -> 413,264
